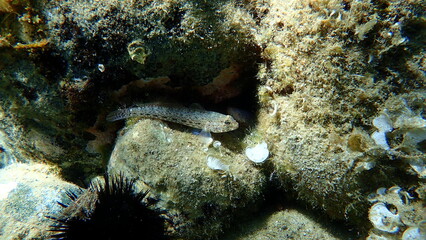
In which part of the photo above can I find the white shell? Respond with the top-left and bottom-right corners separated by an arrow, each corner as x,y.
402,227 -> 425,240
376,187 -> 387,195
404,128 -> 426,146
207,156 -> 229,171
245,141 -> 269,163
372,131 -> 390,150
369,202 -> 401,233
213,141 -> 221,148
373,114 -> 393,133
394,115 -> 426,129
408,158 -> 426,178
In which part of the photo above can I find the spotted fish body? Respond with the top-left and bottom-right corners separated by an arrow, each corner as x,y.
106,104 -> 239,133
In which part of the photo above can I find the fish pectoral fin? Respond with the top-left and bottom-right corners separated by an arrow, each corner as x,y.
199,128 -> 212,138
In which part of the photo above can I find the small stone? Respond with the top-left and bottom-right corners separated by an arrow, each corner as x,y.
0,163 -> 80,239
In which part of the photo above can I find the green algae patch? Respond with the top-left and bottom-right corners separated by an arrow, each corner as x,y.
108,119 -> 267,239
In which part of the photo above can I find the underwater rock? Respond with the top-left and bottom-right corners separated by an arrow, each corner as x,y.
252,0 -> 425,232
0,31 -> 106,183
223,208 -> 350,240
44,0 -> 257,86
108,119 -> 267,239
0,163 -> 80,239
1,0 -> 259,184
0,0 -> 424,239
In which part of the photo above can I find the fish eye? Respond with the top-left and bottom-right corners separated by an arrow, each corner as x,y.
224,120 -> 231,125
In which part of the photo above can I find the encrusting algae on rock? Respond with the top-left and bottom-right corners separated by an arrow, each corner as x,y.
0,0 -> 424,239
252,0 -> 425,231
108,119 -> 267,239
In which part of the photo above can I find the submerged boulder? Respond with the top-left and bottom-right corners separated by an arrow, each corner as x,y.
108,119 -> 267,239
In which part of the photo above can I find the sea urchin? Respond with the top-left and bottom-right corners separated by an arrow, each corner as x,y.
48,173 -> 168,240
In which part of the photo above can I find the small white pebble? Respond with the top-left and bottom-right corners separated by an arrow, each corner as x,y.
245,141 -> 269,163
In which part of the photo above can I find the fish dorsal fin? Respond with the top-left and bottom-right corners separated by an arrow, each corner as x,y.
189,103 -> 205,110
137,102 -> 183,108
